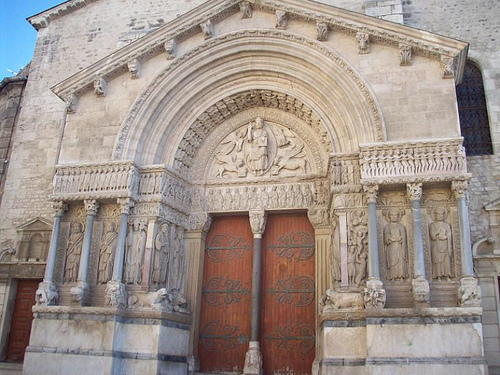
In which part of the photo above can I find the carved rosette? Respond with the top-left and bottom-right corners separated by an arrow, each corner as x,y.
307,207 -> 330,228
363,278 -> 386,309
84,199 -> 99,216
53,201 -> 68,217
363,185 -> 379,204
249,211 -> 267,237
35,281 -> 59,306
407,183 -> 422,202
451,180 -> 468,199
412,276 -> 430,304
399,44 -> 412,66
356,32 -> 370,54
316,22 -> 328,41
189,212 -> 212,233
239,1 -> 252,18
458,276 -> 481,307
117,198 -> 134,215
243,341 -> 263,375
105,280 -> 128,308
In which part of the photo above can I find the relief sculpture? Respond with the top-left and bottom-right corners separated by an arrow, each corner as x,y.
429,207 -> 454,281
383,208 -> 408,282
348,210 -> 368,287
64,222 -> 84,284
168,226 -> 185,292
125,220 -> 147,284
152,223 -> 170,285
97,222 -> 118,284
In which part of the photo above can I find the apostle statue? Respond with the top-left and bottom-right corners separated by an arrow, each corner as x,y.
64,222 -> 84,283
152,223 -> 170,285
97,222 -> 118,284
383,208 -> 408,281
429,207 -> 453,281
125,221 -> 147,284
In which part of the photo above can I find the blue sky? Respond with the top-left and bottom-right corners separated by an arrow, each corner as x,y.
1,0 -> 63,80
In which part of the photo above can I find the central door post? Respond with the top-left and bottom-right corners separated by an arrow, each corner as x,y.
244,210 -> 267,375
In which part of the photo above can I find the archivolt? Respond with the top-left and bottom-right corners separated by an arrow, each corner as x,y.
113,30 -> 386,167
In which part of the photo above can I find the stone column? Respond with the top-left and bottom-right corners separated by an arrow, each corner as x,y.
185,212 -> 212,373
452,180 -> 481,307
243,210 -> 267,375
70,199 -> 99,305
105,197 -> 134,308
363,185 -> 386,309
407,183 -> 430,306
36,201 -> 67,306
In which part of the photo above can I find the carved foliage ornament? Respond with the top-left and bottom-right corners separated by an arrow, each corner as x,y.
451,180 -> 468,199
399,44 -> 412,66
356,32 -> 370,54
407,183 -> 422,201
249,211 -> 267,236
316,22 -> 328,41
363,185 -> 379,204
84,199 -> 100,215
441,56 -> 455,79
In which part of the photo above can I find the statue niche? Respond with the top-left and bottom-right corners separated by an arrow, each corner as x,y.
15,218 -> 52,262
211,118 -> 308,179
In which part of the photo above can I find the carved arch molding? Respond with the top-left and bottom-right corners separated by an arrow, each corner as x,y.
113,30 -> 387,175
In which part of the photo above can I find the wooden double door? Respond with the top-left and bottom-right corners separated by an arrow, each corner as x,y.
198,214 -> 315,374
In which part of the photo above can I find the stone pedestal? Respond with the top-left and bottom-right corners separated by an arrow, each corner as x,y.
243,341 -> 263,375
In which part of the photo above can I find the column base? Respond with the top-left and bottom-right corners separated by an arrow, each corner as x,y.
70,281 -> 91,306
458,276 -> 481,307
105,280 -> 128,308
243,341 -> 263,375
35,281 -> 59,306
412,276 -> 430,307
364,278 -> 386,309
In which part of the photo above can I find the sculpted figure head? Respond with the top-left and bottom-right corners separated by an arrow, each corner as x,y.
433,207 -> 448,222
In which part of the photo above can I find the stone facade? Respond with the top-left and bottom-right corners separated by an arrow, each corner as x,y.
0,0 -> 498,374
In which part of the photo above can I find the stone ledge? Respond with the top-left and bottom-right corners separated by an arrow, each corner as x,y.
320,358 -> 366,367
365,356 -> 487,365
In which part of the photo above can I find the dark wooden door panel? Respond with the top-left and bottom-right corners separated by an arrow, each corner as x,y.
6,279 -> 40,362
198,216 -> 253,373
261,214 -> 315,375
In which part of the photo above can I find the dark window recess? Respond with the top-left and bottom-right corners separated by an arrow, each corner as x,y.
456,62 -> 493,156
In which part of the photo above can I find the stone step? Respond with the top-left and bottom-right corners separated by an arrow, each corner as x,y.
0,362 -> 23,375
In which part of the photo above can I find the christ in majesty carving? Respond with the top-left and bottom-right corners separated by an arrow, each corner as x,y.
246,117 -> 269,175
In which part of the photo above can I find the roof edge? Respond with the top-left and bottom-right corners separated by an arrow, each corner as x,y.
27,0 -> 100,30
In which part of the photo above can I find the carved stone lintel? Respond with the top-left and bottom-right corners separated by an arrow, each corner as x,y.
308,206 -> 330,228
249,210 -> 267,237
321,289 -> 364,312
105,280 -> 128,308
458,276 -> 481,307
117,198 -> 134,214
243,341 -> 263,375
84,199 -> 99,216
451,180 -> 468,199
189,212 -> 212,232
356,32 -> 370,54
275,10 -> 287,30
441,56 -> 455,79
93,77 -> 107,97
200,19 -> 214,39
35,281 -> 59,306
316,22 -> 328,41
399,44 -> 412,66
127,59 -> 141,79
239,1 -> 252,18
363,278 -> 386,309
65,94 -> 78,113
407,183 -> 422,201
164,39 -> 177,60
412,276 -> 430,305
363,185 -> 379,204
70,281 -> 90,305
53,201 -> 68,217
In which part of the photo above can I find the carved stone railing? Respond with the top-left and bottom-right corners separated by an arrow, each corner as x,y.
51,161 -> 140,201
359,138 -> 470,184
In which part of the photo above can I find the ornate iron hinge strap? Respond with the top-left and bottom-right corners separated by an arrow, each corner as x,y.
265,323 -> 315,354
203,276 -> 251,306
267,276 -> 315,307
205,234 -> 251,263
268,231 -> 315,261
199,320 -> 249,352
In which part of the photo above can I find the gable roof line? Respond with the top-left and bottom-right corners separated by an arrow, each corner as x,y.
50,0 -> 469,103
27,0 -> 101,30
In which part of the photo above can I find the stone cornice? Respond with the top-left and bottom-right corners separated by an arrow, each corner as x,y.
50,0 -> 469,103
27,0 -> 100,30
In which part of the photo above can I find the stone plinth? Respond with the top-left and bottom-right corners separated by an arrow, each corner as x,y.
23,306 -> 191,375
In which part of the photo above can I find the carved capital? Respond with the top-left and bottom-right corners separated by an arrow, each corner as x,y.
363,278 -> 386,309
239,1 -> 252,18
275,10 -> 287,30
127,59 -> 141,79
458,276 -> 481,307
53,201 -> 68,217
84,199 -> 99,216
200,19 -> 214,39
189,212 -> 212,232
356,32 -> 370,54
307,207 -> 330,228
35,281 -> 59,306
249,210 -> 267,237
117,198 -> 134,215
105,280 -> 128,308
65,94 -> 78,113
399,44 -> 412,66
316,22 -> 328,41
441,56 -> 455,79
164,39 -> 177,59
363,185 -> 379,204
407,183 -> 422,201
451,180 -> 468,199
93,77 -> 107,97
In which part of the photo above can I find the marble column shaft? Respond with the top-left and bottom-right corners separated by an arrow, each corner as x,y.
452,182 -> 474,277
78,200 -> 99,283
112,198 -> 133,282
364,186 -> 381,279
44,202 -> 67,282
